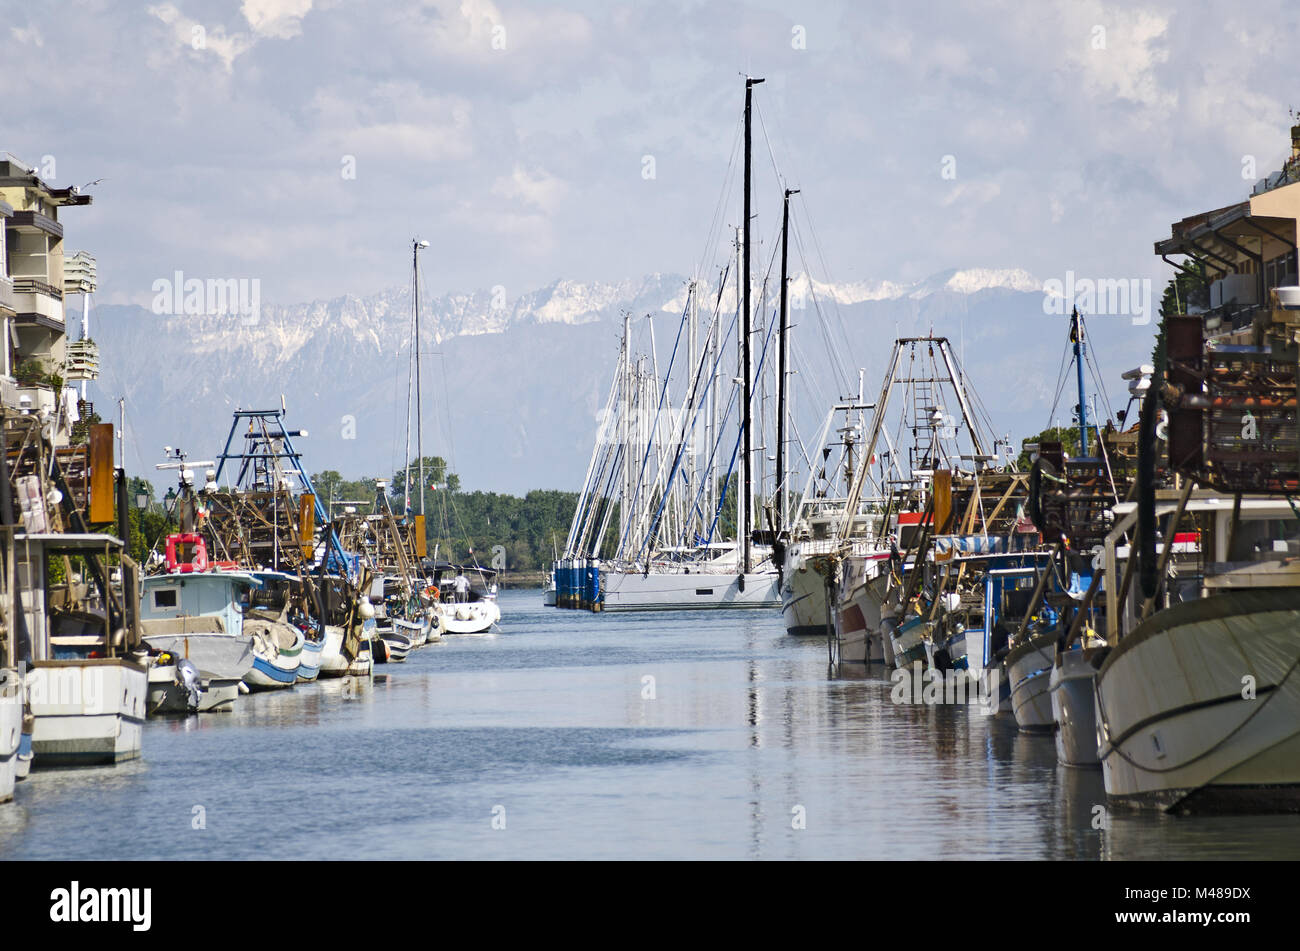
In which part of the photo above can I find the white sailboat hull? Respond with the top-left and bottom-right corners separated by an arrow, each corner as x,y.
601,569 -> 779,612
1096,589 -> 1300,812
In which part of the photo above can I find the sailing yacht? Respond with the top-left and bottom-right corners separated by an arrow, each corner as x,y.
560,78 -> 788,612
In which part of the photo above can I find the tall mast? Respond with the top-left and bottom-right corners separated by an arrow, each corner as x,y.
1071,307 -> 1089,456
413,238 -> 429,517
742,75 -> 763,575
777,187 -> 798,534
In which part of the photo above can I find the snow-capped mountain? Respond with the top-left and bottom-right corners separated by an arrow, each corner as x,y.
90,267 -> 1153,495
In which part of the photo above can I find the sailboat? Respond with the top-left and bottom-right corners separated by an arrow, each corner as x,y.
561,78 -> 782,612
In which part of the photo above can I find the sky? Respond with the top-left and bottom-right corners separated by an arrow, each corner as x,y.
4,0 -> 1299,313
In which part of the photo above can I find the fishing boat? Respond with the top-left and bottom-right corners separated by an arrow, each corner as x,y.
204,409 -> 375,680
142,569 -> 266,700
1092,122 -> 1300,809
781,400 -> 884,648
828,336 -> 1021,671
1096,350 -> 1300,808
23,534 -> 147,767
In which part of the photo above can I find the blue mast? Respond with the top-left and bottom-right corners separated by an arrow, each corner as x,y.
1071,307 -> 1090,457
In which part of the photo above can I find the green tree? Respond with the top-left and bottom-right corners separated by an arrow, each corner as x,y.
1017,426 -> 1081,469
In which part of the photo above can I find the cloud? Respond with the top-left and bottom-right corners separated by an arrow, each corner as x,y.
492,165 -> 567,212
10,25 -> 43,47
242,0 -> 315,39
148,3 -> 253,71
148,0 -> 315,71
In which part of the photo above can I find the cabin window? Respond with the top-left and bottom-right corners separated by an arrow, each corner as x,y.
695,588 -> 714,596
153,589 -> 178,608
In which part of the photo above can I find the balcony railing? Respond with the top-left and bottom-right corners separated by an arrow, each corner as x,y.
12,277 -> 63,300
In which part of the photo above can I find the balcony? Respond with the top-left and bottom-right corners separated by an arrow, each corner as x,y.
6,210 -> 62,237
12,277 -> 62,300
65,339 -> 99,381
11,283 -> 64,325
0,276 -> 13,315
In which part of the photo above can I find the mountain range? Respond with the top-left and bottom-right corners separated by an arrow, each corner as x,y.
89,267 -> 1158,496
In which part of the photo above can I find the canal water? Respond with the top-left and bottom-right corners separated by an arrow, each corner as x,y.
2,590 -> 1298,860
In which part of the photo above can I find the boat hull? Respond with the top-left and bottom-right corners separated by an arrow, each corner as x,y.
198,679 -> 240,713
243,627 -> 303,691
1051,650 -> 1100,767
147,665 -> 199,717
438,599 -> 502,634
781,547 -> 833,637
28,660 -> 147,766
297,636 -> 324,682
1096,588 -> 1300,812
0,669 -> 21,802
1006,633 -> 1057,733
141,632 -> 256,683
600,570 -> 779,612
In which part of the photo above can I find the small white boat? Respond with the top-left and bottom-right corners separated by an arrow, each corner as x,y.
197,680 -> 240,713
317,625 -> 350,677
430,564 -> 504,633
437,598 -> 502,635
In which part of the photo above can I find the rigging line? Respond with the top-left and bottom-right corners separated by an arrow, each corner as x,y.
789,219 -> 852,395
1045,339 -> 1073,430
636,288 -> 740,559
617,300 -> 691,555
695,106 -> 745,288
1080,316 -> 1117,422
792,210 -> 857,393
650,264 -> 781,558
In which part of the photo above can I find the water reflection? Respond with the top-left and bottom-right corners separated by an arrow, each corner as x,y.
2,590 -> 1299,859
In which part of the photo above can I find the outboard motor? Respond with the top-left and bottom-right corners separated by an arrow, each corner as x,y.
176,658 -> 203,710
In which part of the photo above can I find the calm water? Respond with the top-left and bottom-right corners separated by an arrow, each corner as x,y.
3,589 -> 1298,860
